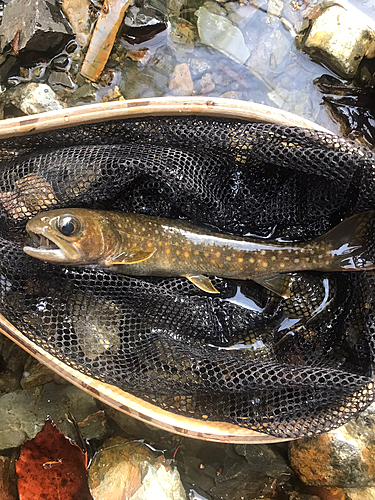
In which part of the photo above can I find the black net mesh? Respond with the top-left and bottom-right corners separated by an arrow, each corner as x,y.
0,116 -> 375,438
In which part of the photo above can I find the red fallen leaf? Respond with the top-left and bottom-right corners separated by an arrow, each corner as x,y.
16,419 -> 92,500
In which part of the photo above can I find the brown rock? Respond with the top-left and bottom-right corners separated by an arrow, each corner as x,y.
88,437 -> 150,500
289,434 -> 334,485
0,456 -> 16,500
169,63 -> 194,96
21,357 -> 65,389
289,407 -> 375,488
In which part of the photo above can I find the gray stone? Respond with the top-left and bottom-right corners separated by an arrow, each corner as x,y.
0,0 -> 73,54
195,6 -> 250,65
296,3 -> 375,78
48,71 -> 75,89
3,83 -> 65,114
194,73 -> 215,94
0,382 -> 108,450
177,440 -> 293,500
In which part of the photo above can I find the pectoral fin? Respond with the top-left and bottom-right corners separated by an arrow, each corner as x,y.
107,248 -> 156,265
184,274 -> 220,294
252,274 -> 291,298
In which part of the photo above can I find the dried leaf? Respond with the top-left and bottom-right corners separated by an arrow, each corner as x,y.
16,419 -> 92,500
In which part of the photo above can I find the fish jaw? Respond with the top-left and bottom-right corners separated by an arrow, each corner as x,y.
23,226 -> 82,263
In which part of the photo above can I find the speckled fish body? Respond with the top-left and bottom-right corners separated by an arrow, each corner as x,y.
24,209 -> 375,294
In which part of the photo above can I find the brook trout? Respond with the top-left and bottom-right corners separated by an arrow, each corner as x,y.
24,209 -> 375,295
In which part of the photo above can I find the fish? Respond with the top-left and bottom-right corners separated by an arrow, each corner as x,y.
23,208 -> 375,296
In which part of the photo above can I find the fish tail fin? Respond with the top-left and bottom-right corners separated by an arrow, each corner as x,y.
317,211 -> 375,271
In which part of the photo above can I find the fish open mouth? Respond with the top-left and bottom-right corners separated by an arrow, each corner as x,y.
23,229 -> 79,263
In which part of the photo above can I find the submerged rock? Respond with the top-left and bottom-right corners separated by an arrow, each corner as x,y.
21,357 -> 65,390
177,439 -> 293,500
0,0 -> 73,56
0,335 -> 28,393
0,383 -> 108,450
195,6 -> 250,65
169,63 -> 193,95
296,2 -> 375,78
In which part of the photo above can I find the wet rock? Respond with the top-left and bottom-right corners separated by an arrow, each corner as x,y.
288,494 -> 320,500
290,401 -> 375,487
344,487 -> 375,499
62,0 -> 92,48
0,0 -> 73,56
177,440 -> 293,500
121,5 -> 168,45
105,406 -> 177,452
77,410 -> 112,442
67,81 -> 98,105
0,456 -> 16,500
195,6 -> 250,65
315,74 -> 375,149
189,57 -> 211,78
296,3 -> 375,78
126,49 -> 152,64
225,1 -> 257,27
2,83 -> 65,114
131,457 -> 186,500
20,357 -> 65,389
306,485 -> 374,500
0,335 -> 28,393
169,16 -> 195,53
194,72 -> 215,94
169,63 -> 193,96
48,71 -> 75,89
88,436 -> 186,500
220,90 -> 244,99
0,382 -> 108,450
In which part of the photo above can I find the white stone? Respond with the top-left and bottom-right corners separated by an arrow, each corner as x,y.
195,6 -> 250,65
9,83 -> 65,114
131,461 -> 186,500
300,4 -> 375,77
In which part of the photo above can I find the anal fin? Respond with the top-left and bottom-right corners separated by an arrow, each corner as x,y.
184,274 -> 220,294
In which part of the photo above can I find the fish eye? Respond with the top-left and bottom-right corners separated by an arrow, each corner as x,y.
58,216 -> 81,237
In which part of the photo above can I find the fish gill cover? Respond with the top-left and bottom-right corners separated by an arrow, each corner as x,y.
0,116 -> 374,438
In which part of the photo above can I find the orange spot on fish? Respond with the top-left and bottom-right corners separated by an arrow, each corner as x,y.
166,248 -> 171,254
184,252 -> 189,258
215,251 -> 221,258
147,242 -> 152,248
226,256 -> 231,261
176,250 -> 180,255
238,257 -> 243,263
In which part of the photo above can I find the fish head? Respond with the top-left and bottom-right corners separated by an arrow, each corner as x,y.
23,208 -> 119,264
